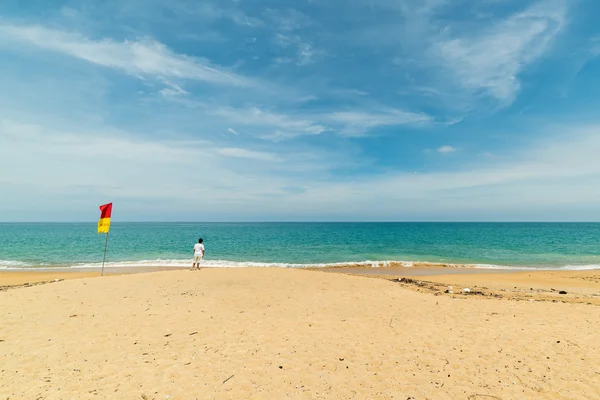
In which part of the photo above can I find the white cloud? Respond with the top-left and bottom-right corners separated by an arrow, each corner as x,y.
273,57 -> 294,65
264,9 -> 312,31
213,106 -> 329,138
159,83 -> 189,97
179,32 -> 228,43
3,117 -> 600,220
0,118 -> 349,220
274,33 -> 296,48
210,106 -> 431,138
273,33 -> 323,66
229,10 -> 263,27
206,104 -> 435,138
434,1 -> 566,103
297,42 -> 321,66
0,23 -> 253,87
0,119 -> 283,201
227,128 -> 239,135
61,7 -> 80,18
217,147 -> 280,161
590,37 -> 600,56
296,95 -> 319,103
168,2 -> 262,28
326,109 -> 432,136
437,145 -> 456,154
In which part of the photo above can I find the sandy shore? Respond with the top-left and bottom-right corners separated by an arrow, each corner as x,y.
325,267 -> 600,305
1,268 -> 599,399
0,267 -> 187,287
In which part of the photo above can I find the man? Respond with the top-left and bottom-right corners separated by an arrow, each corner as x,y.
192,238 -> 205,270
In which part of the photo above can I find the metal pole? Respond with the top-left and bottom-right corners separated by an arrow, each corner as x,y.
101,232 -> 109,276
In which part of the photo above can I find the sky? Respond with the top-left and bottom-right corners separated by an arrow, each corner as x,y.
1,0 -> 600,221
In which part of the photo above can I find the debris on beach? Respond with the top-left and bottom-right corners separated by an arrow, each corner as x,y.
392,278 -> 428,288
1,278 -> 67,292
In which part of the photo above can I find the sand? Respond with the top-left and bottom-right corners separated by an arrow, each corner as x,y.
0,267 -> 188,287
326,267 -> 600,305
1,268 -> 599,399
0,271 -> 105,287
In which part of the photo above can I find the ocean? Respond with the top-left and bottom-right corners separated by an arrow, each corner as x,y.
1,222 -> 600,270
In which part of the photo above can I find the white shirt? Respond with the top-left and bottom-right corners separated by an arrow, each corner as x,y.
194,243 -> 205,257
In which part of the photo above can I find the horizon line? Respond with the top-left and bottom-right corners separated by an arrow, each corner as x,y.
2,221 -> 600,224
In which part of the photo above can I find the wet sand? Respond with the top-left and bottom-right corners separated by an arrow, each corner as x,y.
0,264 -> 519,288
0,267 -> 187,287
321,266 -> 520,276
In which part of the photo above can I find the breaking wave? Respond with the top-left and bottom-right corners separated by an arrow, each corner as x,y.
1,259 -> 599,271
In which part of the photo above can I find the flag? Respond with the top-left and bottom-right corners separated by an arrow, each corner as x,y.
98,203 -> 112,234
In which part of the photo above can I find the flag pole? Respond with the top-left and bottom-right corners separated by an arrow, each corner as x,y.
101,232 -> 109,276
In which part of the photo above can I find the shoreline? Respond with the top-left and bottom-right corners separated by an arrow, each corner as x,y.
2,267 -> 599,305
4,258 -> 600,271
0,265 -> 527,287
0,267 -> 187,287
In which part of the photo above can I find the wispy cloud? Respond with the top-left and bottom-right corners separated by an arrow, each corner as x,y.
1,0 -> 596,221
161,2 -> 263,28
297,42 -> 321,66
326,109 -> 432,136
217,147 -> 280,162
273,33 -> 323,66
159,82 -> 189,97
0,23 -> 254,87
210,106 -> 431,138
590,36 -> 600,56
178,32 -> 228,43
264,8 -> 312,31
212,106 -> 329,138
434,1 -> 566,104
437,145 -> 456,154
5,117 -> 600,220
229,10 -> 263,28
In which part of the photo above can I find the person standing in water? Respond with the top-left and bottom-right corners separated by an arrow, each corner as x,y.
192,238 -> 205,270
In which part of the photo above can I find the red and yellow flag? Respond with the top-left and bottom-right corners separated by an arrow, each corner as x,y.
98,203 -> 112,234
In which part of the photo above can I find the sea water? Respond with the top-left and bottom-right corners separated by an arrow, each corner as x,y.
1,222 -> 600,270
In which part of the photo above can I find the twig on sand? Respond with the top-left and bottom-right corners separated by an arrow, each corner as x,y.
389,317 -> 394,328
223,375 -> 234,384
467,395 -> 502,400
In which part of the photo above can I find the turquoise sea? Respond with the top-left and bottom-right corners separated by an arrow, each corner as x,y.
1,223 -> 600,270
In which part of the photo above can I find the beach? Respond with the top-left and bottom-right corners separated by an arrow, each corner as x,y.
1,267 -> 599,399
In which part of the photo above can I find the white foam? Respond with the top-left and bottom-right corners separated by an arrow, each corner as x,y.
68,259 -> 400,269
559,264 -> 600,271
0,260 -> 35,269
472,263 -> 600,271
1,258 -> 599,271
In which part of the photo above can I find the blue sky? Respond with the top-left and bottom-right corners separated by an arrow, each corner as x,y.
1,0 -> 600,221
